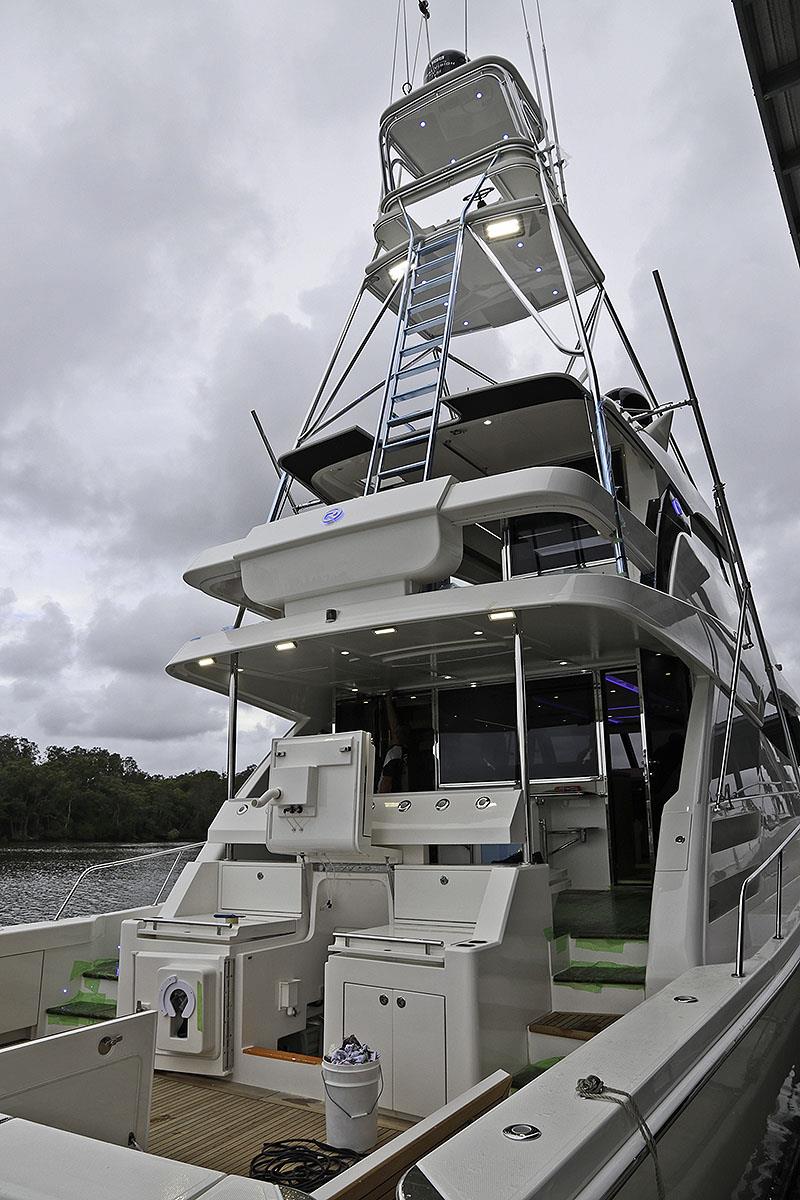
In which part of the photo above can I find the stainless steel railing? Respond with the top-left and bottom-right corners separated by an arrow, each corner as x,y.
733,814 -> 800,977
52,842 -> 204,921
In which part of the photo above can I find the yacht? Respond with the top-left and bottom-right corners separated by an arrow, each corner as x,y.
1,27 -> 799,1200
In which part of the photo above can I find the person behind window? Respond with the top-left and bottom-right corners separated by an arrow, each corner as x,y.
378,694 -> 410,793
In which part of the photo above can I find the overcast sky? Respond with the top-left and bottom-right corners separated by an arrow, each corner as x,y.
1,0 -> 798,777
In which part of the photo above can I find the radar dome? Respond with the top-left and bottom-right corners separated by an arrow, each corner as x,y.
424,50 -> 468,84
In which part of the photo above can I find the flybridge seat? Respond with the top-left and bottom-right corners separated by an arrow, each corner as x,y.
281,374 -> 604,503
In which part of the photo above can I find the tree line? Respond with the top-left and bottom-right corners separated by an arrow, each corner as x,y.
0,735 -> 255,843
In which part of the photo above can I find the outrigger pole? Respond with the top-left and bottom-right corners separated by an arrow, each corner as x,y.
653,269 -> 800,792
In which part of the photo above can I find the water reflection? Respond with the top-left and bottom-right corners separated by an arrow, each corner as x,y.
0,843 -> 199,925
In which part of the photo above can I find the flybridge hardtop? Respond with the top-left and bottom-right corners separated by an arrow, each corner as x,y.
4,24 -> 800,1200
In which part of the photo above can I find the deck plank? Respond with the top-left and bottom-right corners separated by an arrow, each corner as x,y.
148,1072 -> 401,1178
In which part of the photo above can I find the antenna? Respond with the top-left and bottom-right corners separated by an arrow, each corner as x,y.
519,0 -> 567,209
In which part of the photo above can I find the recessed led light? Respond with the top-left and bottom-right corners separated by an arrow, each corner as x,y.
350,687 -> 358,693
485,216 -> 523,240
470,682 -> 478,688
475,91 -> 483,99
502,132 -> 510,140
552,288 -> 560,296
535,265 -> 543,273
275,641 -> 297,651
489,610 -> 516,621
516,240 -> 524,248
559,660 -> 569,666
419,119 -> 427,128
483,418 -> 492,425
389,261 -> 407,282
198,657 -> 215,667
443,674 -> 452,680
374,626 -> 396,635
473,629 -> 483,635
463,319 -> 470,326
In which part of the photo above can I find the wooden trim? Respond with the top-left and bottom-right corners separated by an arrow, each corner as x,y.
243,1045 -> 323,1066
311,1070 -> 512,1200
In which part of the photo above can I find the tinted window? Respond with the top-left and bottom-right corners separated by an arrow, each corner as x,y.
438,684 -> 517,784
526,674 -> 598,778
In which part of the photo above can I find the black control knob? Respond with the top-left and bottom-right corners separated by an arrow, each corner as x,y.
396,996 -> 406,1009
379,994 -> 389,1006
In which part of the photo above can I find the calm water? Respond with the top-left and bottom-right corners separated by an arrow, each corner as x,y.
0,842 -> 199,924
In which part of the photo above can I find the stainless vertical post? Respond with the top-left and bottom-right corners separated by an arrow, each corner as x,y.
514,628 -> 534,864
775,853 -> 783,940
227,654 -> 239,802
715,583 -> 751,809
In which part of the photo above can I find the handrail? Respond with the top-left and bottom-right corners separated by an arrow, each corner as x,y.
52,842 -> 204,921
715,583 -> 751,810
733,810 -> 800,977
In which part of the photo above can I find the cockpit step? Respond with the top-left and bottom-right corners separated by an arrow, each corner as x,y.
81,958 -> 119,981
552,963 -> 645,987
45,998 -> 117,1022
553,888 -> 651,940
527,1010 -> 622,1041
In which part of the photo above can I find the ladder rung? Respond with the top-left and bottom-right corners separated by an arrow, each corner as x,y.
411,271 -> 453,295
385,430 -> 431,450
399,335 -> 444,356
395,360 -> 438,380
392,381 -> 437,402
406,312 -> 447,333
419,233 -> 457,255
387,407 -> 434,426
416,250 -> 456,272
409,292 -> 449,314
378,460 -> 426,480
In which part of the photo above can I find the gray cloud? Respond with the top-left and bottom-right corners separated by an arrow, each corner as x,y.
1,0 -> 798,775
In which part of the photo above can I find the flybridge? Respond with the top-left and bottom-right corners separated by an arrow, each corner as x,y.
266,52 -> 631,579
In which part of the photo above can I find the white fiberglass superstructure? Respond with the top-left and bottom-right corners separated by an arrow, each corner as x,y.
2,35 -> 800,1200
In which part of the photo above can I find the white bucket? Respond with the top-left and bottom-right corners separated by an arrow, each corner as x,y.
322,1058 -> 383,1153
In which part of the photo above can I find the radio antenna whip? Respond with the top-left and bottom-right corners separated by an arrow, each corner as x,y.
534,0 -> 568,209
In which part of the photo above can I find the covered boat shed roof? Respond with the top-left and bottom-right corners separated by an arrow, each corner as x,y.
734,0 -> 800,266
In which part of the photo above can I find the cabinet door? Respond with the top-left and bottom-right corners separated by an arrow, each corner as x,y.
343,983 -> 394,1110
392,990 -> 445,1117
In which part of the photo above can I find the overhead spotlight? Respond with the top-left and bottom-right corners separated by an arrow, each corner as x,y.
389,261 -> 407,282
374,626 -> 397,635
275,641 -> 297,651
485,216 -> 523,240
198,657 -> 215,667
489,610 -> 516,621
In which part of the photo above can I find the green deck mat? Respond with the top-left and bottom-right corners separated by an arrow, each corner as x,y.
553,962 -> 645,987
553,888 -> 651,940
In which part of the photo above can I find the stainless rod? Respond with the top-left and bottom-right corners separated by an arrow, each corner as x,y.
251,410 -> 299,514
715,583 -> 751,808
514,628 -> 534,864
566,287 -> 603,375
153,852 -> 183,906
466,226 -> 580,355
52,842 -> 204,920
267,279 -> 368,521
227,653 -> 239,802
303,278 -> 402,442
775,852 -> 784,940
537,164 -> 628,576
732,816 -> 800,975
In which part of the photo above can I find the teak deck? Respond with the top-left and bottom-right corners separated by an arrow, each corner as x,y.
148,1072 -> 404,1179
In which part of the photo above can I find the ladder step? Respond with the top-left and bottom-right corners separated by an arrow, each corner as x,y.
395,360 -> 438,380
387,407 -> 434,426
384,430 -> 431,450
399,335 -> 444,356
409,292 -> 449,314
406,312 -> 447,333
411,271 -> 453,295
391,381 -> 437,402
418,232 -> 457,255
378,460 -> 426,480
415,249 -> 456,272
